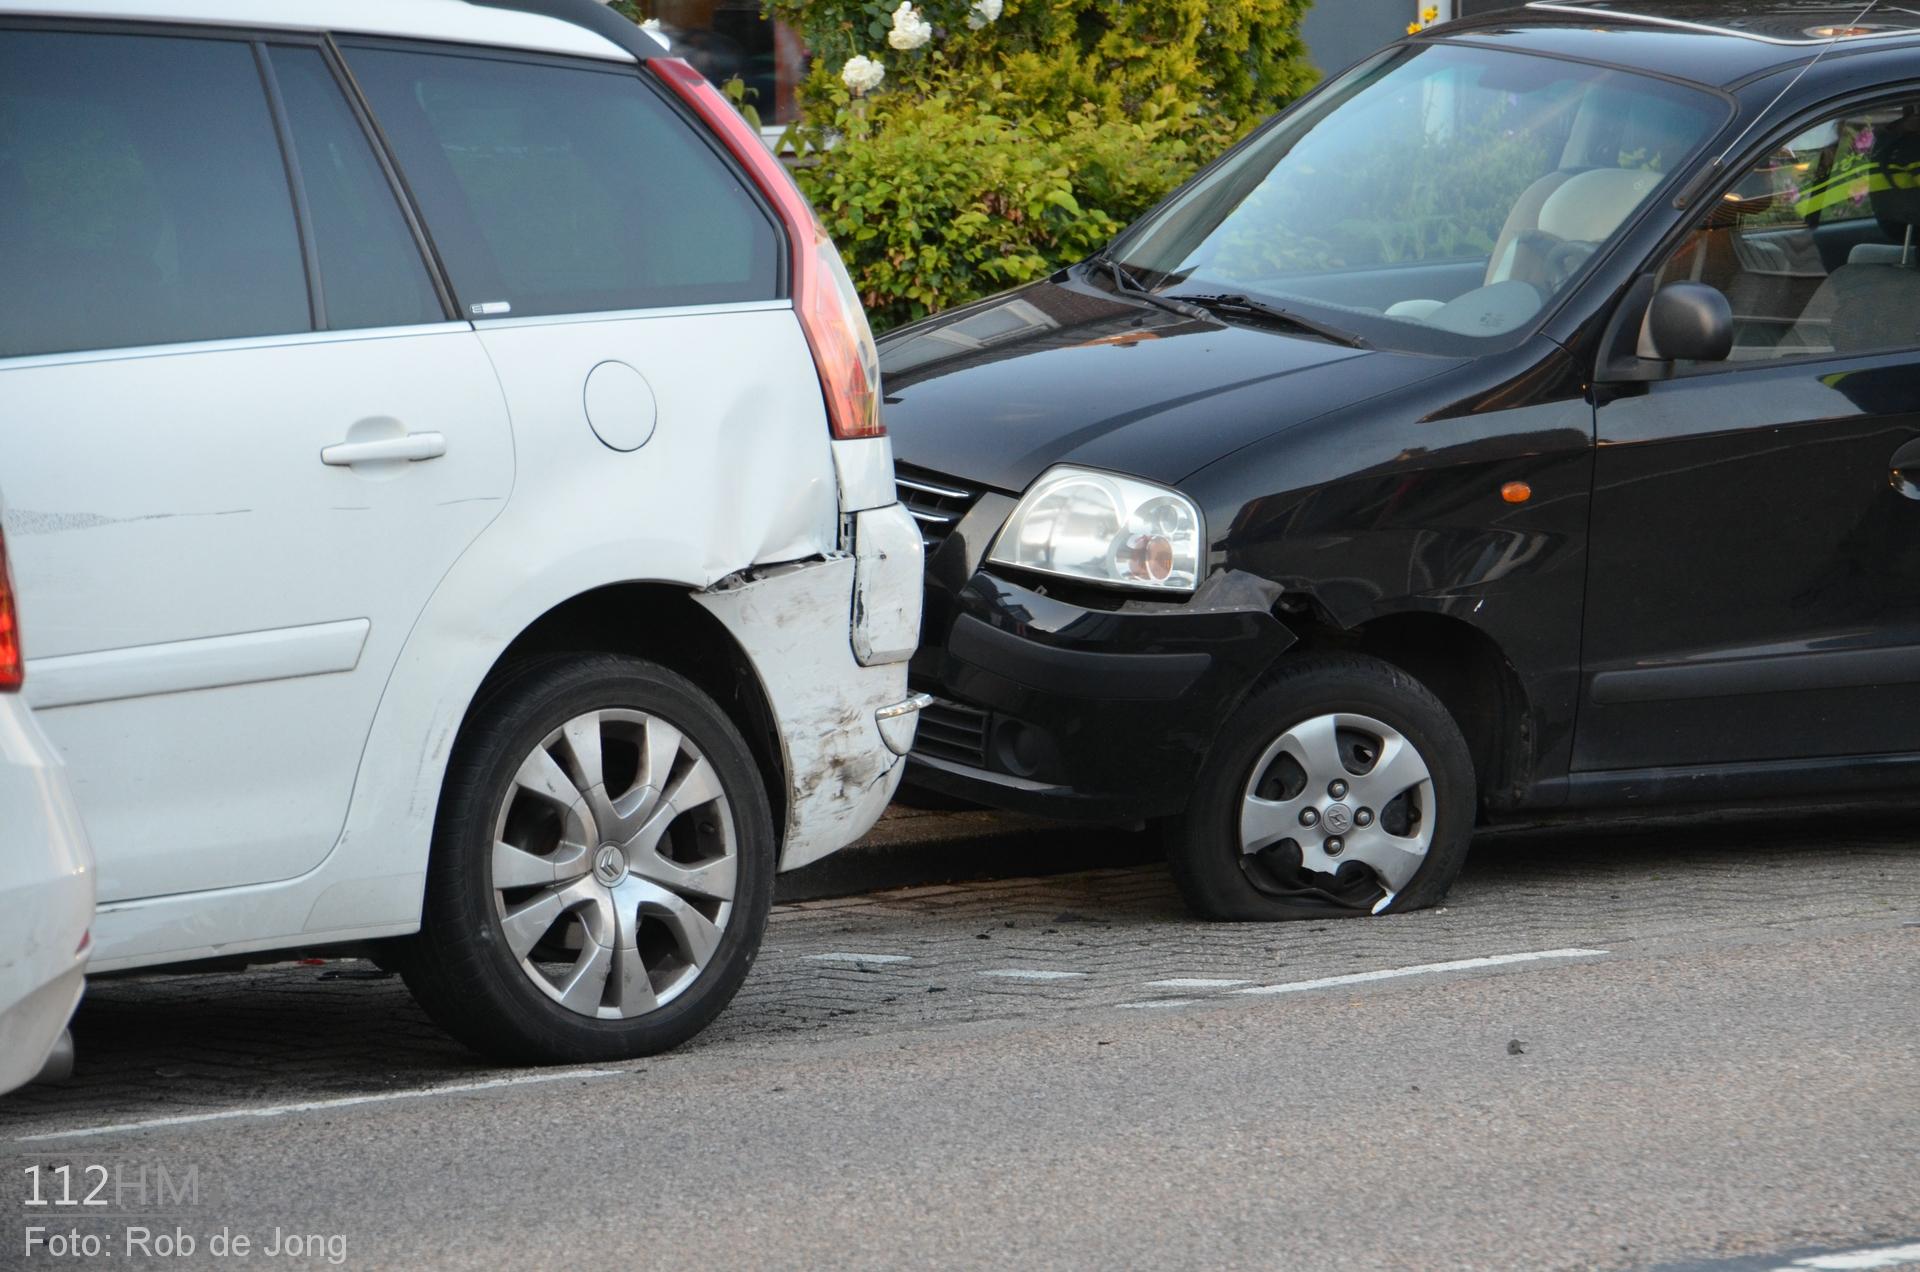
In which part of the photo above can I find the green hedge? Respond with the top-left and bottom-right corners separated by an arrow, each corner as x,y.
620,1 -> 1317,332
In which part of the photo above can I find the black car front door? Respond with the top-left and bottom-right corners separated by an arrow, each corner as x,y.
1578,96 -> 1920,773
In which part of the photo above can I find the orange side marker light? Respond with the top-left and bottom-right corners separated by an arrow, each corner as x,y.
1500,481 -> 1532,504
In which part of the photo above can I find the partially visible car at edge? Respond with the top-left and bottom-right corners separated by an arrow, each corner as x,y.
0,501 -> 92,1095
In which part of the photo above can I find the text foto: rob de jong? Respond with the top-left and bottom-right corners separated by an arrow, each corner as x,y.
24,1223 -> 349,1264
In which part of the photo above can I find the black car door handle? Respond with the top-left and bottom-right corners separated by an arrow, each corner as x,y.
1891,438 -> 1920,500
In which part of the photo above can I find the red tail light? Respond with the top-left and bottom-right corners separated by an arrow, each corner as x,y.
650,57 -> 884,440
0,527 -> 21,692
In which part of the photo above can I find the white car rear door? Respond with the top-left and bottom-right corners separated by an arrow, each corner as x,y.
0,29 -> 512,903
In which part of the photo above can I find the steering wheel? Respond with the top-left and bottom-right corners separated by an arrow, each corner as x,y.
1542,239 -> 1598,292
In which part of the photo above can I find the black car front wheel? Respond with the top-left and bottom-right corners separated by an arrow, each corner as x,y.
1166,653 -> 1474,921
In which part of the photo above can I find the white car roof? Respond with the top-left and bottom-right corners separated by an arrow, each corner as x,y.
0,0 -> 636,62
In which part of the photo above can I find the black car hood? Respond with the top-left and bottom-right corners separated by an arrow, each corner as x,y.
878,275 -> 1452,494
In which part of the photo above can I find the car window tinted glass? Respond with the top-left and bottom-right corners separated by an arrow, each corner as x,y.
346,46 -> 779,319
1656,101 -> 1920,364
1109,43 -> 1723,356
268,46 -> 443,332
0,30 -> 311,359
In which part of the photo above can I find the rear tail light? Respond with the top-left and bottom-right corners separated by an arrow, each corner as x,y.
0,527 -> 22,692
650,57 -> 884,440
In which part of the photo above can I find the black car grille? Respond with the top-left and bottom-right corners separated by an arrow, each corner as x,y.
912,696 -> 989,768
896,465 -> 981,554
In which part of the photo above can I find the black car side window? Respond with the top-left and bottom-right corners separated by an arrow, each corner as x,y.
0,28 -> 312,360
1656,99 -> 1920,364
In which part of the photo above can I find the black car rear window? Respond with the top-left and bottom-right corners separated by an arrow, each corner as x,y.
347,45 -> 780,320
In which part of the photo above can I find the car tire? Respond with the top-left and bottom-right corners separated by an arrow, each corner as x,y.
403,653 -> 774,1064
1165,653 -> 1474,922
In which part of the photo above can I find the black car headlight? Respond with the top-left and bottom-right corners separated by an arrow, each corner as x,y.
986,465 -> 1204,594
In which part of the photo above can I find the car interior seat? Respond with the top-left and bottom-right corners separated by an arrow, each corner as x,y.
1482,170 -> 1581,290
1787,119 -> 1920,355
1508,167 -> 1663,290
1385,168 -> 1661,328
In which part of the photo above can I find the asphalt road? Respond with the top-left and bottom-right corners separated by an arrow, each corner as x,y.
3,809 -> 1917,1272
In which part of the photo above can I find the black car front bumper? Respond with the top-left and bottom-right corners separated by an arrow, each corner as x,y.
902,485 -> 1295,821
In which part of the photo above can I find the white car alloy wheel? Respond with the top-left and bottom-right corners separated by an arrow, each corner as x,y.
1238,711 -> 1436,914
403,654 -> 774,1063
491,708 -> 737,1019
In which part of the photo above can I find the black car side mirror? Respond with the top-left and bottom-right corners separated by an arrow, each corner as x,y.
1638,281 -> 1733,364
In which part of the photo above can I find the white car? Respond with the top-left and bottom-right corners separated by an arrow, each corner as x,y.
0,504 -> 93,1095
0,0 -> 924,1062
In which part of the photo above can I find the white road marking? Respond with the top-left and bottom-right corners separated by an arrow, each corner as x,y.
1232,948 -> 1609,997
1146,978 -> 1251,989
980,969 -> 1087,981
15,1069 -> 624,1142
807,952 -> 912,964
1774,1242 -> 1920,1270
1117,999 -> 1197,1009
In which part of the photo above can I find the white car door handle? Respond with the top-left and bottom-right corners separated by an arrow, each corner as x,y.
320,432 -> 447,466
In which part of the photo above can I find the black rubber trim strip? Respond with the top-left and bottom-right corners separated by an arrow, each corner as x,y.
909,751 -> 1061,793
320,34 -> 462,323
947,613 -> 1211,702
904,750 -> 1189,821
465,0 -> 659,62
1557,748 -> 1920,808
1589,644 -> 1920,704
253,41 -> 327,332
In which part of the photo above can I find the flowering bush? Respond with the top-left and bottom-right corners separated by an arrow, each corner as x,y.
840,53 -> 887,96
768,0 -> 1317,330
886,2 -> 933,50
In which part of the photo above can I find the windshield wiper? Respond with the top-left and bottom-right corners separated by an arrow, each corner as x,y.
1089,254 -> 1213,322
1163,292 -> 1370,349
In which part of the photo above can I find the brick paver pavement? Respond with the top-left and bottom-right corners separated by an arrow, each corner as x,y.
3,810 -> 1915,1140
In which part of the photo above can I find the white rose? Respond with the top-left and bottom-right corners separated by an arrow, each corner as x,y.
841,54 -> 886,96
966,0 -> 1003,29
887,1 -> 933,50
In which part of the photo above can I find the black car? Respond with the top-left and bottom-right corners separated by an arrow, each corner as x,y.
883,1 -> 1920,921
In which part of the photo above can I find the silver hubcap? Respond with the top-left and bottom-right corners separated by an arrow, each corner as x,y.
1238,711 -> 1435,911
490,708 -> 736,1019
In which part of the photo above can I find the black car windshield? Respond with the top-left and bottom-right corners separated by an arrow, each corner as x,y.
1109,42 -> 1727,355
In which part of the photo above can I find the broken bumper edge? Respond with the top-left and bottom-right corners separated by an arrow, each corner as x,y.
694,551 -> 922,872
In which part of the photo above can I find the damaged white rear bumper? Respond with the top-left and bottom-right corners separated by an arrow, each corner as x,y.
694,502 -> 925,870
